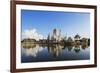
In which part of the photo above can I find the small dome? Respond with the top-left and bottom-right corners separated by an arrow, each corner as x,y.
74,34 -> 80,38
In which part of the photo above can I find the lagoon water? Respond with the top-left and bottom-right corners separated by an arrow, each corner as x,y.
21,44 -> 90,63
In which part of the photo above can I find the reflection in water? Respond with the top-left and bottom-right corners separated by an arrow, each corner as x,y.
21,43 -> 90,63
22,44 -> 44,57
74,45 -> 81,53
47,44 -> 64,57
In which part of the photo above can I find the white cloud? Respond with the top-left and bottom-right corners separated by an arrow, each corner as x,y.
22,28 -> 44,41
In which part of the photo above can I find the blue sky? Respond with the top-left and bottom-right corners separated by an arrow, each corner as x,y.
21,9 -> 90,38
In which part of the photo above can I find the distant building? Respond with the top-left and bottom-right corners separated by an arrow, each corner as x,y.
74,34 -> 81,45
49,28 -> 62,42
39,39 -> 47,44
74,34 -> 80,41
47,33 -> 51,40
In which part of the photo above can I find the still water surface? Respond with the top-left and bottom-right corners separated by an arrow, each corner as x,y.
21,44 -> 90,63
